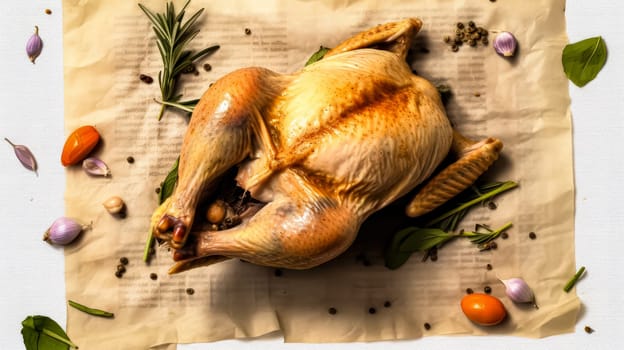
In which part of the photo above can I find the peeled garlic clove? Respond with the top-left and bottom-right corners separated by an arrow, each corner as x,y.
499,277 -> 538,309
43,217 -> 91,245
493,31 -> 517,57
103,196 -> 125,215
82,157 -> 111,177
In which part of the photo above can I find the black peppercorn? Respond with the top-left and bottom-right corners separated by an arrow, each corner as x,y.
501,232 -> 509,239
117,264 -> 126,273
150,273 -> 158,280
115,270 -> 123,278
368,307 -> 376,314
274,269 -> 283,277
186,288 -> 195,295
484,286 -> 492,294
384,301 -> 392,308
244,28 -> 252,35
120,257 -> 129,265
139,74 -> 154,84
466,288 -> 474,294
328,307 -> 337,315
529,232 -> 537,240
424,323 -> 431,330
584,325 -> 594,334
486,263 -> 493,270
126,156 -> 135,164
203,63 -> 212,72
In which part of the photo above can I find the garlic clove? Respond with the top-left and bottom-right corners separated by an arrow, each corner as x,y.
103,196 -> 125,215
43,217 -> 91,245
26,26 -> 43,63
499,277 -> 538,309
82,157 -> 111,177
493,31 -> 517,57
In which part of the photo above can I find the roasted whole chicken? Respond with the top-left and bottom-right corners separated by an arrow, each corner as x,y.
150,18 -> 502,273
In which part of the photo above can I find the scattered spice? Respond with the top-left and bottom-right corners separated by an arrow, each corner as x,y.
444,21 -> 489,52
4,138 -> 38,175
244,28 -> 252,35
584,325 -> 594,334
186,288 -> 195,295
203,63 -> 212,72
368,307 -> 376,314
115,270 -> 123,278
486,263 -> 493,270
116,265 -> 126,273
384,301 -> 392,308
126,156 -> 135,163
120,257 -> 129,265
529,231 -> 537,240
564,266 -> 586,292
26,26 -> 43,63
150,273 -> 158,280
466,288 -> 474,294
45,9 -> 52,15
328,307 -> 337,315
484,286 -> 492,294
424,322 -> 431,330
139,74 -> 154,84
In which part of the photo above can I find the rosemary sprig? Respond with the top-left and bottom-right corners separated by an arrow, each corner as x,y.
384,180 -> 517,269
139,0 -> 219,120
427,181 -> 518,229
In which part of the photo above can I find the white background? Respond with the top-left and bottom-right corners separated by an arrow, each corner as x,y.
1,1 -> 622,349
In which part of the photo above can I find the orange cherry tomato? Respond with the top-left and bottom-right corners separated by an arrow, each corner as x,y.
61,125 -> 100,166
460,293 -> 507,326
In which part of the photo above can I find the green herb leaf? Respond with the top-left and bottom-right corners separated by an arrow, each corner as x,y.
159,157 -> 179,204
384,227 -> 420,269
399,227 -> 456,252
144,157 -> 180,262
139,0 -> 219,120
68,300 -> 114,318
562,36 -> 607,87
21,315 -> 78,350
305,46 -> 331,66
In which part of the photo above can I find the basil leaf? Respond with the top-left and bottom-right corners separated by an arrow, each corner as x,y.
562,36 -> 607,87
305,46 -> 331,66
384,227 -> 419,269
159,157 -> 179,204
21,315 -> 78,350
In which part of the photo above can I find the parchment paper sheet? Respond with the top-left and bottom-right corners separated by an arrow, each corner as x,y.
62,0 -> 579,348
